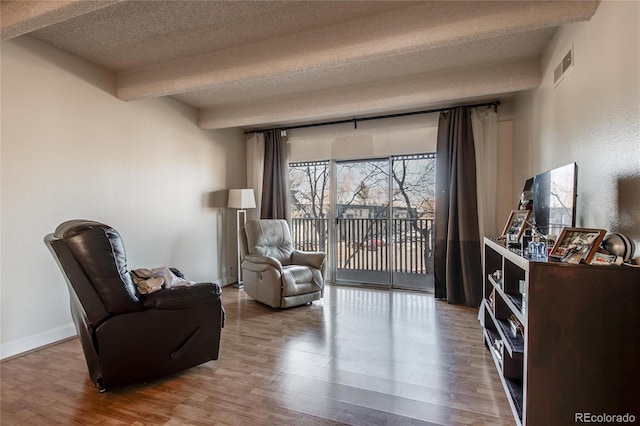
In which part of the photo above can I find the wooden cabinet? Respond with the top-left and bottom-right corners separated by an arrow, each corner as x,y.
480,237 -> 640,426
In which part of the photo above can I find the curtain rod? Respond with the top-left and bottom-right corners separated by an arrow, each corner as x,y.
244,100 -> 500,134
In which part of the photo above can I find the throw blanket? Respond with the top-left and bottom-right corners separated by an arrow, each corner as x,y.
131,267 -> 195,294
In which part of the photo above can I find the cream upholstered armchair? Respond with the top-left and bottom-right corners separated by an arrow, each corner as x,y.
241,219 -> 325,308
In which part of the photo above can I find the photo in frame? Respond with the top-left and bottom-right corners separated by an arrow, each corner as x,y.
549,227 -> 606,264
501,210 -> 531,241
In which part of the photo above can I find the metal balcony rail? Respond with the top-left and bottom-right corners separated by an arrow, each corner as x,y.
291,217 -> 434,274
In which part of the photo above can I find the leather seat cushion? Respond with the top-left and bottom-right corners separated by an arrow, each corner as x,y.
282,265 -> 322,296
245,220 -> 294,265
62,221 -> 142,315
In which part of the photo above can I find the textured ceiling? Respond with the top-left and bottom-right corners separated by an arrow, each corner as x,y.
1,0 -> 600,130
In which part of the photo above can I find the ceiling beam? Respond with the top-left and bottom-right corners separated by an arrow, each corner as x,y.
117,1 -> 598,102
1,0 -> 122,40
198,58 -> 540,130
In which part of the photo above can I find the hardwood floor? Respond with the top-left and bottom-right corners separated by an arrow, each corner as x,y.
1,286 -> 514,425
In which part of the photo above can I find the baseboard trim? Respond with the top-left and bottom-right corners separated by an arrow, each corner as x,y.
1,276 -> 237,360
218,275 -> 236,287
1,323 -> 77,361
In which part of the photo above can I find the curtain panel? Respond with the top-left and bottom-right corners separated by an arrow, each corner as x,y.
434,107 -> 483,307
471,107 -> 498,239
246,132 -> 265,220
261,130 -> 290,221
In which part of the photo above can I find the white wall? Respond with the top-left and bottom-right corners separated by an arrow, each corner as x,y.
288,114 -> 440,162
0,36 -> 246,358
513,1 -> 640,254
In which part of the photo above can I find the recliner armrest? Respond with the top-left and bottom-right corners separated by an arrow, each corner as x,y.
141,282 -> 221,310
292,250 -> 326,271
243,254 -> 284,272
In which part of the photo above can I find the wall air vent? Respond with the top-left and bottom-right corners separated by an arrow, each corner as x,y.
554,44 -> 574,88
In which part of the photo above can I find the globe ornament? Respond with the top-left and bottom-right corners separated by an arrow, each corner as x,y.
602,233 -> 635,262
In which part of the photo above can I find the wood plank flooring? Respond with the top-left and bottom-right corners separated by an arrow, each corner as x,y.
1,286 -> 514,425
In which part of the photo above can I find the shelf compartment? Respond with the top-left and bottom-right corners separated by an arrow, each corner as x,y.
505,377 -> 524,424
489,274 -> 526,325
505,292 -> 524,314
495,317 -> 524,356
485,299 -> 524,357
484,325 -> 524,426
504,258 -> 526,294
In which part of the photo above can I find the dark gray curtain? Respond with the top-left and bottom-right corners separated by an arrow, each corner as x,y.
261,130 -> 290,221
434,107 -> 483,307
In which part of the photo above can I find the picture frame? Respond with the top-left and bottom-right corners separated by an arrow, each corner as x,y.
501,210 -> 531,241
549,227 -> 606,264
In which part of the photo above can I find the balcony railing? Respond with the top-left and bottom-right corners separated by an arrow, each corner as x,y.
291,217 -> 434,275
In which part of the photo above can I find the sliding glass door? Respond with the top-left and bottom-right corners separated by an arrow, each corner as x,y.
289,155 -> 435,291
390,154 -> 435,291
335,159 -> 390,286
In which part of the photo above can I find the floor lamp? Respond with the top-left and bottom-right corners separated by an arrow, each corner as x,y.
228,189 -> 256,288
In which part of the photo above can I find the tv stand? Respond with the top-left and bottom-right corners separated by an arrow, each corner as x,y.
480,237 -> 640,425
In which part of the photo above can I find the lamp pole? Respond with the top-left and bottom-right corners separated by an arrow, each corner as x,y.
227,189 -> 256,289
235,208 -> 246,288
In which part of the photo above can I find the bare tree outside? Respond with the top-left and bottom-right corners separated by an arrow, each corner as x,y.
391,155 -> 436,273
336,160 -> 389,213
289,161 -> 330,252
336,159 -> 390,270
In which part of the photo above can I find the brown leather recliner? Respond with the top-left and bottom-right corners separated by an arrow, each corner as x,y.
241,219 -> 326,308
44,220 -> 224,392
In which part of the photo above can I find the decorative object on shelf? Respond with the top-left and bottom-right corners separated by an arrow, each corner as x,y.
545,233 -> 557,255
501,210 -> 531,244
491,270 -> 503,288
519,279 -> 527,314
518,279 -> 526,294
590,252 -> 624,266
519,189 -> 533,210
227,189 -> 256,288
549,227 -> 606,264
527,234 -> 547,261
493,338 -> 504,361
508,313 -> 524,337
521,228 -> 533,255
601,232 -> 636,262
517,178 -> 533,210
489,288 -> 496,311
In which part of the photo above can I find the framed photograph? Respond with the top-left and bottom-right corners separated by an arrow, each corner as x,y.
501,210 -> 531,241
549,227 -> 606,264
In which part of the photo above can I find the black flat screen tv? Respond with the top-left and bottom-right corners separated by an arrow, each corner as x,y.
532,162 -> 578,236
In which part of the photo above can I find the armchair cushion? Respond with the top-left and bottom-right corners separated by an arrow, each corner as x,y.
141,283 -> 221,310
60,221 -> 141,315
245,219 -> 294,264
282,265 -> 323,297
292,250 -> 326,271
243,254 -> 284,272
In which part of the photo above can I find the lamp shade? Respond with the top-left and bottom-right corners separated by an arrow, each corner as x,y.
227,189 -> 256,209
